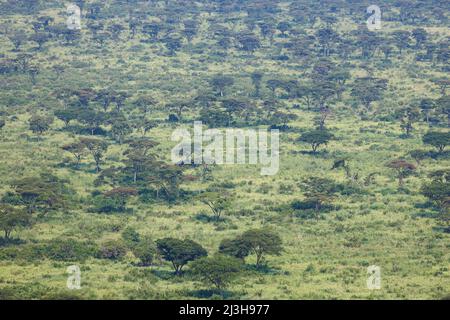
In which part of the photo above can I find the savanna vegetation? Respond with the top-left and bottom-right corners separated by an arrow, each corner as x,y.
0,0 -> 449,300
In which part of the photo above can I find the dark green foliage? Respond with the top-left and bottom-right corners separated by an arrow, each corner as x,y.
421,171 -> 450,215
97,240 -> 127,260
423,131 -> 450,153
54,108 -> 78,126
219,229 -> 282,267
156,238 -> 207,275
11,173 -> 72,214
219,238 -> 251,260
45,239 -> 98,262
131,236 -> 156,267
386,159 -> 417,186
189,254 -> 243,290
121,227 -> 141,246
298,130 -> 335,153
299,177 -> 338,213
28,114 -> 53,135
90,195 -> 127,214
0,204 -> 30,240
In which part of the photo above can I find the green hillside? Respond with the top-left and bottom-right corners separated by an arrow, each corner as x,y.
0,0 -> 448,300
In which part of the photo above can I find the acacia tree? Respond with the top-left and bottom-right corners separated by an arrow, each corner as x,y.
297,130 -> 334,153
190,255 -> 242,290
109,113 -> 132,144
197,191 -> 232,221
104,187 -> 138,212
123,138 -> 158,183
156,238 -> 207,275
210,75 -> 234,97
419,98 -> 435,125
399,105 -> 421,136
11,174 -> 69,214
28,114 -> 54,137
0,204 -> 30,240
61,141 -> 86,168
221,229 -> 283,267
55,108 -> 78,127
132,95 -> 157,115
386,159 -> 416,186
421,170 -> 450,229
299,177 -> 338,214
423,131 -> 450,153
351,77 -> 388,113
77,109 -> 106,135
250,72 -> 263,97
80,138 -> 109,173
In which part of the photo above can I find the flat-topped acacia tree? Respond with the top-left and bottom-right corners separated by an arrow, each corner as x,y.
423,131 -> 450,153
79,137 -> 109,173
386,159 -> 417,187
156,238 -> 207,275
0,204 -> 30,240
298,130 -> 335,153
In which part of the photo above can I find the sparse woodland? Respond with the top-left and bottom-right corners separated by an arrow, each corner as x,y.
0,0 -> 449,300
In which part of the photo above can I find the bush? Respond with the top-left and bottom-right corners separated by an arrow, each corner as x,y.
45,239 -> 98,262
121,227 -> 141,247
97,240 -> 127,260
131,237 -> 156,266
0,244 -> 43,262
90,196 -> 127,214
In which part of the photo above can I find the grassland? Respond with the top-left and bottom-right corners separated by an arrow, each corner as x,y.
0,0 -> 449,300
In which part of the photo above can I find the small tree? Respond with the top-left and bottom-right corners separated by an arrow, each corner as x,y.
61,142 -> 86,168
189,255 -> 242,291
242,229 -> 282,266
219,238 -> 251,260
0,119 -> 5,132
156,238 -> 207,275
299,177 -> 337,213
421,171 -> 450,229
0,204 -> 30,240
409,149 -> 428,165
421,179 -> 450,214
197,191 -> 232,221
399,106 -> 420,137
12,174 -> 69,214
298,130 -> 334,153
79,138 -> 109,173
423,131 -> 450,153
103,187 -> 138,211
250,72 -> 263,97
55,108 -> 78,127
210,75 -> 234,97
419,99 -> 435,124
131,236 -> 157,267
29,114 -> 54,136
386,159 -> 416,186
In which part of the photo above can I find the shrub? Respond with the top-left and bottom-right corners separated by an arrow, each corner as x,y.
45,239 -> 98,262
131,237 -> 156,266
97,240 -> 127,260
90,195 -> 127,214
121,227 -> 141,247
189,254 -> 243,290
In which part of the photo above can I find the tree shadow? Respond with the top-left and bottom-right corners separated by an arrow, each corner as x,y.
0,237 -> 25,247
